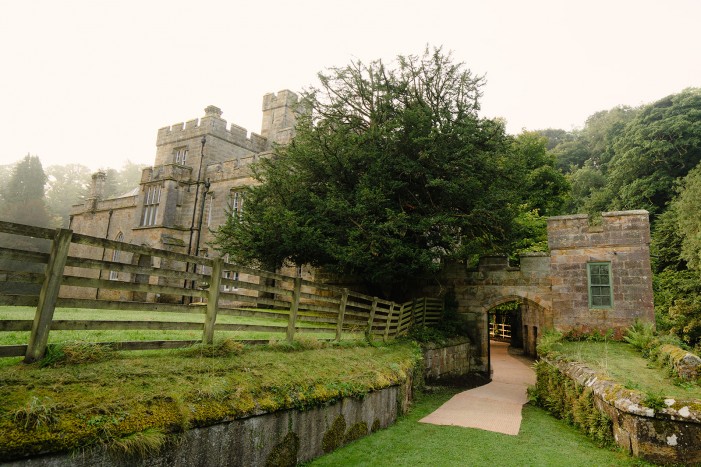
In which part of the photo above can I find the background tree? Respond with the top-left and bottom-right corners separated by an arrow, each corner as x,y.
0,154 -> 51,227
103,160 -> 146,199
606,88 -> 701,215
216,47 -> 523,298
45,163 -> 92,226
672,164 -> 701,272
508,132 -> 569,254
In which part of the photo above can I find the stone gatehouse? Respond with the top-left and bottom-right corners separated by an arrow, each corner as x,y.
426,210 -> 655,370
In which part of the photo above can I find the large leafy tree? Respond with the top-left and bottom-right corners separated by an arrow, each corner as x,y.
215,48 -> 522,297
508,132 -> 569,254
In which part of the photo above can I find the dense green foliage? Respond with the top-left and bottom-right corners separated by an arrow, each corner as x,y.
215,48 -> 567,297
541,87 -> 701,349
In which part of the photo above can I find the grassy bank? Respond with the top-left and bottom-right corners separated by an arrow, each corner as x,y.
554,341 -> 701,400
306,388 -> 649,466
0,339 -> 420,461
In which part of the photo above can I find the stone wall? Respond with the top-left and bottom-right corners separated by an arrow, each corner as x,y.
422,338 -> 472,382
545,358 -> 701,465
5,386 -> 404,467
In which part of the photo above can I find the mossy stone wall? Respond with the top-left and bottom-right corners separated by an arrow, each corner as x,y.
537,358 -> 701,465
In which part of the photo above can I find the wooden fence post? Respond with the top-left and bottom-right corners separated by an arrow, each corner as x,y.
410,298 -> 417,329
366,297 -> 378,341
203,258 -> 223,345
286,277 -> 302,342
335,288 -> 349,342
422,297 -> 428,326
25,228 -> 73,363
384,303 -> 395,341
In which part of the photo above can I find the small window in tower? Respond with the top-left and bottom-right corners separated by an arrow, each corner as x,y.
174,147 -> 188,165
230,190 -> 244,218
207,193 -> 214,227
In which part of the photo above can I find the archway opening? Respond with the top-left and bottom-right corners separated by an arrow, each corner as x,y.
485,297 -> 546,376
488,300 -> 523,349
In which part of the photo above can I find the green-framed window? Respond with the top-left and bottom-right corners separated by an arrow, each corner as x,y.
588,262 -> 613,308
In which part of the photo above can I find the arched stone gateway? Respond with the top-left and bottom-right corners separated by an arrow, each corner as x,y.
424,210 -> 655,372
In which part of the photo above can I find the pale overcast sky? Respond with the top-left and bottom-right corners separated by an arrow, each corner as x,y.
0,0 -> 699,171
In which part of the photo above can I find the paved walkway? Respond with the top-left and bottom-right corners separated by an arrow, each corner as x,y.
419,341 -> 536,435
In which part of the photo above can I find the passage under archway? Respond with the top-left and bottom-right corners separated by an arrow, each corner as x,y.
486,297 -> 547,359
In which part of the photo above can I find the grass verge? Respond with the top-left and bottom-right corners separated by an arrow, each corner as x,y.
305,388 -> 650,466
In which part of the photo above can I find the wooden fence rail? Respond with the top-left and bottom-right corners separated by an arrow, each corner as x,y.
0,221 -> 444,361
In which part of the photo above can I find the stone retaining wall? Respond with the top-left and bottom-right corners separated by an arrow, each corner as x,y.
545,358 -> 701,465
422,338 -> 472,382
6,384 -> 408,467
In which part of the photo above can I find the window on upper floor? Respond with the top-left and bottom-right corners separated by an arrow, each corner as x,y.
230,190 -> 244,219
141,184 -> 161,226
174,147 -> 188,165
206,193 -> 214,227
588,262 -> 613,308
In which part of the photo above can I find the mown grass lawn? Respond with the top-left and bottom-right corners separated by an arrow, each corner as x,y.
306,388 -> 652,467
0,306 -> 353,365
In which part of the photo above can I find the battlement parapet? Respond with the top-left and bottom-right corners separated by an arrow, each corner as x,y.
70,194 -> 137,216
157,107 -> 268,153
262,89 -> 298,111
548,210 -> 650,250
141,164 -> 193,184
466,253 -> 550,276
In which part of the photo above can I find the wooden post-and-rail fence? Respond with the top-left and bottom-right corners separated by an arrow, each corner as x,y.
0,221 -> 445,362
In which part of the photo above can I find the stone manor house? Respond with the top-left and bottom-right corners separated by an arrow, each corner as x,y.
69,90 -> 304,299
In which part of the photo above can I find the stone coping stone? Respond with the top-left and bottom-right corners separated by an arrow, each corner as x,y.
421,337 -> 470,350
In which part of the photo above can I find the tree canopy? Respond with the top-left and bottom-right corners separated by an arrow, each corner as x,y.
215,48 -> 548,297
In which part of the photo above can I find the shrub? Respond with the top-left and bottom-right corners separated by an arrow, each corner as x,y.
407,325 -> 447,345
531,362 -> 613,447
536,329 -> 563,356
623,320 -> 657,357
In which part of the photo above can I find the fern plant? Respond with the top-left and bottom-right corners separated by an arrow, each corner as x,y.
623,320 -> 656,357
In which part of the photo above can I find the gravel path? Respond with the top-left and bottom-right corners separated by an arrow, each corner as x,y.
419,341 -> 536,435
